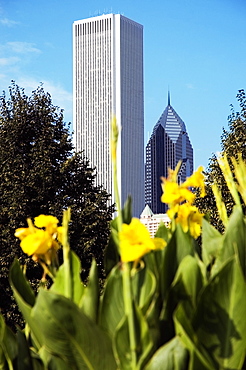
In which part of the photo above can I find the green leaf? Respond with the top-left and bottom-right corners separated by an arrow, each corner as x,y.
163,255 -> 204,324
193,257 -> 246,370
32,290 -> 117,369
113,302 -> 153,370
201,218 -> 223,267
99,265 -> 124,338
143,293 -> 162,351
143,249 -> 163,283
162,225 -> 194,300
9,259 -> 35,307
155,221 -> 170,242
112,315 -> 131,369
9,260 -> 42,350
216,206 -> 246,277
145,337 -> 189,370
132,266 -> 156,315
143,249 -> 169,345
16,328 -> 33,370
174,304 -> 216,370
38,346 -> 68,370
79,259 -> 99,322
51,251 -> 84,305
172,255 -> 204,308
0,314 -> 17,369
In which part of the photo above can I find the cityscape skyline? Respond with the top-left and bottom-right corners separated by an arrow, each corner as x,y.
73,14 -> 144,216
0,0 -> 245,170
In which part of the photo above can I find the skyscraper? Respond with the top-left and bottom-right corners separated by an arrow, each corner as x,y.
73,14 -> 144,216
145,94 -> 193,213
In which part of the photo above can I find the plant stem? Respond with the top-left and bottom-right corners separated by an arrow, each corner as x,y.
122,262 -> 138,369
111,118 -> 137,367
111,117 -> 122,231
113,153 -> 123,231
62,208 -> 72,299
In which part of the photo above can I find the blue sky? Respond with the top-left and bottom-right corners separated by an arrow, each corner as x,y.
0,0 -> 245,169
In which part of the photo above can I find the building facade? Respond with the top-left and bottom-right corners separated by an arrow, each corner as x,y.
73,14 -> 144,216
145,95 -> 193,213
140,204 -> 170,237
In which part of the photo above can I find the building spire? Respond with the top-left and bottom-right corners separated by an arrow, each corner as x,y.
168,89 -> 171,106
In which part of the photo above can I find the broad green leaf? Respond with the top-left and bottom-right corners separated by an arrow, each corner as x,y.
172,255 -> 204,308
9,260 -> 42,350
143,293 -> 162,349
143,251 -> 159,279
99,264 -> 124,338
216,206 -> 246,277
9,259 -> 35,307
163,255 -> 204,324
201,218 -> 223,267
194,257 -> 246,370
145,336 -> 189,370
79,259 -> 99,322
162,225 -> 194,300
38,346 -> 68,369
32,290 -> 117,369
155,221 -> 170,242
112,315 -> 131,369
113,302 -> 153,370
132,266 -> 156,315
16,328 -> 33,370
174,304 -> 216,370
0,315 -> 17,369
51,250 -> 84,305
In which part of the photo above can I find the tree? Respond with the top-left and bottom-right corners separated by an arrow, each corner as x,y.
195,89 -> 246,231
0,82 -> 114,330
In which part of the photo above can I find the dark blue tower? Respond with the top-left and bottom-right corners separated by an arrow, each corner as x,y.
145,94 -> 193,213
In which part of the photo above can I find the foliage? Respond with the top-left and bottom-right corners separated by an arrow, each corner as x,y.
2,117 -> 246,368
0,82 -> 113,330
195,89 -> 246,232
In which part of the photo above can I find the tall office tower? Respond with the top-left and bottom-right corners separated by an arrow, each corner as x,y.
145,94 -> 193,213
73,14 -> 144,216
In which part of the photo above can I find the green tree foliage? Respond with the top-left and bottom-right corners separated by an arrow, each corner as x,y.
195,89 -> 246,231
0,82 -> 113,330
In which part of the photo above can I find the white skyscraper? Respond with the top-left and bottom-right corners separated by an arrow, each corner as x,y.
73,14 -> 144,216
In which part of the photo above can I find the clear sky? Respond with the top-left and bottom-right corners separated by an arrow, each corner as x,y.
0,0 -> 245,169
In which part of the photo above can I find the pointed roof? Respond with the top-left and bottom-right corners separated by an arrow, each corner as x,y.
168,90 -> 171,106
140,204 -> 154,218
150,97 -> 187,144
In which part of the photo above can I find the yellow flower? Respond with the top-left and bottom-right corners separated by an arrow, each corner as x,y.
167,204 -> 179,220
161,181 -> 195,205
20,229 -> 55,256
14,227 -> 32,240
161,165 -> 205,208
57,226 -> 65,244
34,215 -> 59,234
15,215 -> 61,257
188,210 -> 204,239
175,203 -> 204,239
119,218 -> 166,262
183,166 -> 206,197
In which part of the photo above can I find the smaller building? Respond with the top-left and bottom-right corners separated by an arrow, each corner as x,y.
140,205 -> 170,237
